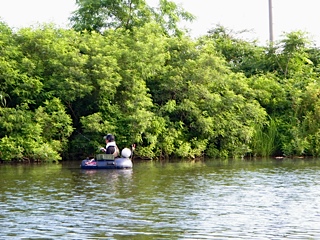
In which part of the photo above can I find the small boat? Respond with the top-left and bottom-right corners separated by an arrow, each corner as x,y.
80,148 -> 133,169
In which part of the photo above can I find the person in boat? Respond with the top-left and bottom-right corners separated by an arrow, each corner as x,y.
86,134 -> 119,164
100,133 -> 119,157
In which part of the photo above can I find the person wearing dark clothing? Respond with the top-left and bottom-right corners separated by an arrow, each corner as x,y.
100,134 -> 119,157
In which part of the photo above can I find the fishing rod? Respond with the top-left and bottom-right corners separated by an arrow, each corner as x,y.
76,130 -> 92,142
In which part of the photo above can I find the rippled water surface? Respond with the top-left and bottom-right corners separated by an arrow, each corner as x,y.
1,159 -> 320,239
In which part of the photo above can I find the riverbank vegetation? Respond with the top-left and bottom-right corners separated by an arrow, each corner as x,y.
1,0 -> 320,161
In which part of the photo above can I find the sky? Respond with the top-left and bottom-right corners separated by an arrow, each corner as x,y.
0,0 -> 320,46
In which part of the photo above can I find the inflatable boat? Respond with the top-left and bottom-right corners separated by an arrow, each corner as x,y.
80,148 -> 133,169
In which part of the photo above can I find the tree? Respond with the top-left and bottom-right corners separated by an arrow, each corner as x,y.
203,25 -> 269,77
147,37 -> 267,158
273,31 -> 313,78
0,99 -> 73,161
78,23 -> 169,157
0,21 -> 37,108
70,0 -> 194,36
15,26 -> 91,109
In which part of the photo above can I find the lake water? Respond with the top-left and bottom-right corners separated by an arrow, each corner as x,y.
1,158 -> 320,239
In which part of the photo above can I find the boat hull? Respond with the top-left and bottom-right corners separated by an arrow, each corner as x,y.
81,157 -> 133,169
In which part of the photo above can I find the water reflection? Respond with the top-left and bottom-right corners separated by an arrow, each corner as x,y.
1,159 -> 320,239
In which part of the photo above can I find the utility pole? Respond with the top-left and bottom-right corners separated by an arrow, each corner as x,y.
268,0 -> 274,43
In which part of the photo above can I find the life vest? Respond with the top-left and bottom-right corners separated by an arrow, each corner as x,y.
106,142 -> 119,157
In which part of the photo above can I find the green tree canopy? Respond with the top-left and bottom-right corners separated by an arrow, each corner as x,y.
2,17 -> 320,161
70,0 -> 194,36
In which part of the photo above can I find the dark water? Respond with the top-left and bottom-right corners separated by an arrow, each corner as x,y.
1,158 -> 320,239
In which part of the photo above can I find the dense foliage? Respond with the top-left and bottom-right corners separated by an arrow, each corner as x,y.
1,1 -> 320,161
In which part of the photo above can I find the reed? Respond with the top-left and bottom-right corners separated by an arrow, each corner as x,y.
251,118 -> 277,157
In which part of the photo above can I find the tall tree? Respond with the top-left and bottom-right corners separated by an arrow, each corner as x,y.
70,0 -> 194,36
